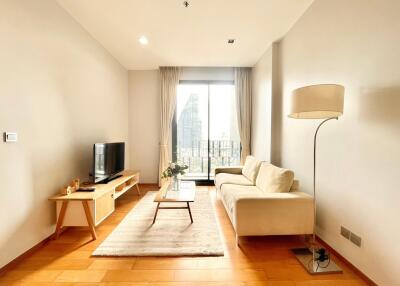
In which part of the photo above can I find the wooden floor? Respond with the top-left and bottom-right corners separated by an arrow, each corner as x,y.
0,185 -> 370,286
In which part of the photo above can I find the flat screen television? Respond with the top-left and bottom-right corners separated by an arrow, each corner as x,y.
93,142 -> 125,183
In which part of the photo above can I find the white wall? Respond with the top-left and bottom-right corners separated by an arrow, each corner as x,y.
251,47 -> 273,161
128,70 -> 160,183
267,0 -> 400,284
0,0 -> 128,268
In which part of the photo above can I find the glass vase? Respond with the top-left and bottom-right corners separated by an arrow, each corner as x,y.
172,175 -> 180,191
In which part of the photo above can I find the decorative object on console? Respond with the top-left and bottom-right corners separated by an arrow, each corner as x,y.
289,84 -> 344,274
59,178 -> 80,195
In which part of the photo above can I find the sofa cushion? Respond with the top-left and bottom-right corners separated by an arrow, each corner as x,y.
220,184 -> 262,214
215,173 -> 253,190
256,163 -> 294,193
241,156 -> 261,183
290,179 -> 300,192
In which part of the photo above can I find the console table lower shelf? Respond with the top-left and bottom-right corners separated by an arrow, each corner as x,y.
49,170 -> 140,240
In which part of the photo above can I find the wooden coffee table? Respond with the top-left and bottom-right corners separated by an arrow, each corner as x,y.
153,181 -> 196,224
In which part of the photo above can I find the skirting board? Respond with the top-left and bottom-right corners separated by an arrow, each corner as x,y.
0,227 -> 67,276
316,236 -> 377,286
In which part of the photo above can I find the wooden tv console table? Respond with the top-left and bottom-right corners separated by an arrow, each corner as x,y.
49,170 -> 140,240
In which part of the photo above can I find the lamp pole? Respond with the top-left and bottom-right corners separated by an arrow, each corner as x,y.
312,117 -> 338,258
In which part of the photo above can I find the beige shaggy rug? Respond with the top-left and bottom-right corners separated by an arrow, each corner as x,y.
93,190 -> 224,256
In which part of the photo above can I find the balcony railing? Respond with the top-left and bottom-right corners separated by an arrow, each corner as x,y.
176,140 -> 241,178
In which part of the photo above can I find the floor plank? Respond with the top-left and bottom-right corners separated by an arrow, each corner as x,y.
88,259 -> 136,270
102,269 -> 175,282
54,270 -> 106,282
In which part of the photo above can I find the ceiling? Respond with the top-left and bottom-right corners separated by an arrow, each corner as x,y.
56,0 -> 313,70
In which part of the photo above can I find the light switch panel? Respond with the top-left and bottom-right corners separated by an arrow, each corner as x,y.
3,132 -> 18,142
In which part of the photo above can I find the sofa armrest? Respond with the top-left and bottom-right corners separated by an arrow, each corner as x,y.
214,166 -> 243,175
233,192 -> 314,236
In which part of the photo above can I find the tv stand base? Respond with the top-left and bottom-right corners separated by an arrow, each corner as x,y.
49,170 -> 140,240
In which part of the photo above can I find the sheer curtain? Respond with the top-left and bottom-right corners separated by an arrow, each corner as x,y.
159,67 -> 181,186
234,67 -> 252,164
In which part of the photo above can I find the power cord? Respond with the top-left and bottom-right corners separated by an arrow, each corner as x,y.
308,247 -> 331,272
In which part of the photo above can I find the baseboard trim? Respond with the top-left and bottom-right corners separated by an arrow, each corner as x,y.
316,236 -> 378,286
0,229 -> 63,275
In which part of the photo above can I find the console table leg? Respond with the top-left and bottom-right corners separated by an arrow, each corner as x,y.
135,184 -> 141,196
82,201 -> 97,240
187,202 -> 193,224
152,203 -> 160,224
54,201 -> 69,239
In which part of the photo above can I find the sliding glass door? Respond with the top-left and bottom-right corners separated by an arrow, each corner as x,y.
173,81 -> 240,182
174,83 -> 209,180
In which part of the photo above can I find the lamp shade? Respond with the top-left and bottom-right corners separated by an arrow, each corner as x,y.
289,84 -> 344,119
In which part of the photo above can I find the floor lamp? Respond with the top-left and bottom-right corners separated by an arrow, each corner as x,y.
289,84 -> 345,274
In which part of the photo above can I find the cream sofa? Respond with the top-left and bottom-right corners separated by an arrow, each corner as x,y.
215,156 -> 314,242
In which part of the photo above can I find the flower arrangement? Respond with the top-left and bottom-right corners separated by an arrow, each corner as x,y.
161,162 -> 189,179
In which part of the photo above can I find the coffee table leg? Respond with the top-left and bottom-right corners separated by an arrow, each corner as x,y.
152,202 -> 160,224
187,202 -> 193,223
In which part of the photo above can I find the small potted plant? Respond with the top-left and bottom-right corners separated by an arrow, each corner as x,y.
161,162 -> 188,190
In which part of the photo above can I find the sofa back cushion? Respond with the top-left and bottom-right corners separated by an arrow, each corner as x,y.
256,163 -> 294,193
290,179 -> 300,192
241,156 -> 261,183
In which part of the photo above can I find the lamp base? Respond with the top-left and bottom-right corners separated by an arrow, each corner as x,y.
291,248 -> 342,274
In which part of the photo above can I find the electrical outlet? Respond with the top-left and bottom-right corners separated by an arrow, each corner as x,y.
350,232 -> 362,247
341,226 -> 362,247
340,226 -> 351,239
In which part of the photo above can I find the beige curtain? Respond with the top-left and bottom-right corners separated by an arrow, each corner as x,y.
159,67 -> 181,186
234,67 -> 252,164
